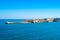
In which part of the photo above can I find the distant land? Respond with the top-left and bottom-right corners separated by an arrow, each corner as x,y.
5,18 -> 60,24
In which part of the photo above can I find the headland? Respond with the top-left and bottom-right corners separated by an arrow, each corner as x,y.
5,18 -> 60,24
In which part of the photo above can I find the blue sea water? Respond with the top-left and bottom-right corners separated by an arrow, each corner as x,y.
0,19 -> 60,40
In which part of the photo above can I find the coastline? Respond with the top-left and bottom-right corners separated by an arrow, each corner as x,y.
5,18 -> 60,24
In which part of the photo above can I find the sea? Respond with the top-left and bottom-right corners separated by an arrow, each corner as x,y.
0,19 -> 60,40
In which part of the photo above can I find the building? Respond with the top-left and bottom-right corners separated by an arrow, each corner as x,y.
47,18 -> 54,22
33,19 -> 46,23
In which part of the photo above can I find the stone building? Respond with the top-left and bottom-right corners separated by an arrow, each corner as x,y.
47,18 -> 54,22
33,19 -> 46,23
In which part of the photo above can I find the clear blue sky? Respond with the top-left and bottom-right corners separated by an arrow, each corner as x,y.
0,0 -> 60,19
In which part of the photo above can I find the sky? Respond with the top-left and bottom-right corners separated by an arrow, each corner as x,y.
0,0 -> 60,19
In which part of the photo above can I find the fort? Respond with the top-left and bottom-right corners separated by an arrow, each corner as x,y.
24,18 -> 54,23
